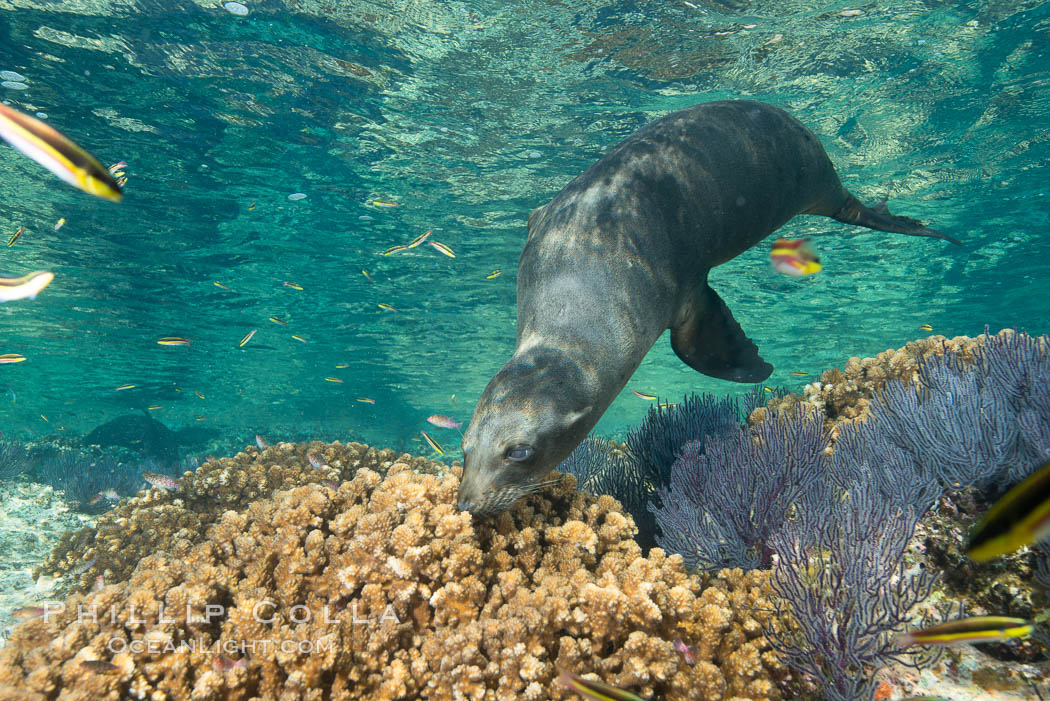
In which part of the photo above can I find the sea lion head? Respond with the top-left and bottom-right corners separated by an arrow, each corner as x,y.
458,346 -> 595,515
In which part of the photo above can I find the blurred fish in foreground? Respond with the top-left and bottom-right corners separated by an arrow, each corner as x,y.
966,459 -> 1050,562
0,102 -> 123,201
558,670 -> 647,701
896,615 -> 1033,647
770,237 -> 821,276
0,270 -> 53,302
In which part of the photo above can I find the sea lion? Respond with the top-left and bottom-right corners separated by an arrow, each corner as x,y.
458,99 -> 958,514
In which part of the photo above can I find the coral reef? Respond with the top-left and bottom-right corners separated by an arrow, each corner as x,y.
0,439 -> 31,480
37,440 -> 445,592
651,409 -> 828,571
1,463 -> 785,700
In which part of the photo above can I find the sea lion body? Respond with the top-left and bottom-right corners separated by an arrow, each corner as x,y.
458,100 -> 954,514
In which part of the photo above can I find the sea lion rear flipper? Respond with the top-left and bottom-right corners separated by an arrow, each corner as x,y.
671,284 -> 773,382
831,193 -> 962,246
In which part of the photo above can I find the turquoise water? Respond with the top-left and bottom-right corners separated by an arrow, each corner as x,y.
0,0 -> 1048,461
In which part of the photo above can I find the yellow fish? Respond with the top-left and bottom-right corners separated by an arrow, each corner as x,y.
919,323 -> 933,332
324,376 -> 343,383
238,329 -> 257,347
789,371 -> 808,377
486,269 -> 502,279
378,303 -> 397,313
0,271 -> 54,302
356,397 -> 375,404
896,616 -> 1033,647
770,237 -> 822,276
54,217 -> 66,232
157,337 -> 190,346
335,363 -> 350,369
966,459 -> 1050,562
0,102 -> 123,201
283,281 -> 303,290
114,384 -> 135,391
0,353 -> 26,363
428,240 -> 456,258
213,281 -> 229,290
559,670 -> 647,701
373,200 -> 399,208
269,316 -> 287,326
7,226 -> 23,246
291,334 -> 308,343
248,200 -> 256,210
632,390 -> 658,400
420,430 -> 444,455
362,269 -> 374,283
406,230 -> 432,249
147,405 -> 163,410
194,391 -> 205,399
381,244 -> 408,256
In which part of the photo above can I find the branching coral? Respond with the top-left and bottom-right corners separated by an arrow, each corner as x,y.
2,463 -> 786,700
37,440 -> 446,592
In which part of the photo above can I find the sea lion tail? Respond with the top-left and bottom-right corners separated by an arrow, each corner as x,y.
832,193 -> 961,246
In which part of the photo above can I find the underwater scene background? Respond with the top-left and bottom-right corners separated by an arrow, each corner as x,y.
1,1 -> 1049,700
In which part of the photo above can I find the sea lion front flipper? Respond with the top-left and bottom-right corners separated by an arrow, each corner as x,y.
670,284 -> 773,382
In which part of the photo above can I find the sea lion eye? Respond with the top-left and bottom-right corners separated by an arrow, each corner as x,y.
506,445 -> 534,462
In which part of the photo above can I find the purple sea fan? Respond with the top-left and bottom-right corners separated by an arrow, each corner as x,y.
650,409 -> 828,571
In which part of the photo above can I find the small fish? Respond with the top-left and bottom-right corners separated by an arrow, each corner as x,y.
486,269 -> 502,279
335,363 -> 350,369
174,387 -> 182,392
195,415 -> 207,421
381,244 -> 408,256
7,226 -> 23,246
632,390 -> 658,400
0,271 -> 54,302
324,376 -> 343,383
966,459 -> 1050,562
11,606 -> 46,619
362,269 -> 374,283
147,405 -> 163,410
558,670 -> 647,701
79,660 -> 120,674
268,316 -> 287,326
356,397 -> 375,404
291,334 -> 308,343
54,217 -> 66,232
88,489 -> 120,505
194,391 -> 205,399
115,384 -> 135,391
0,102 -> 123,201
427,414 -> 462,430
283,281 -> 303,290
248,200 -> 256,210
372,200 -> 399,208
673,639 -> 696,666
142,472 -> 177,490
763,386 -> 774,393
406,230 -> 432,249
157,337 -> 190,346
71,557 -> 96,574
428,240 -> 456,258
307,454 -> 327,469
239,328 -> 257,347
789,371 -> 808,377
212,655 -> 246,672
107,161 -> 127,174
896,615 -> 1033,647
770,237 -> 822,277
39,413 -> 48,422
255,434 -> 269,449
378,303 -> 397,313
0,353 -> 26,363
213,281 -> 229,290
919,323 -> 933,332
420,430 -> 444,455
